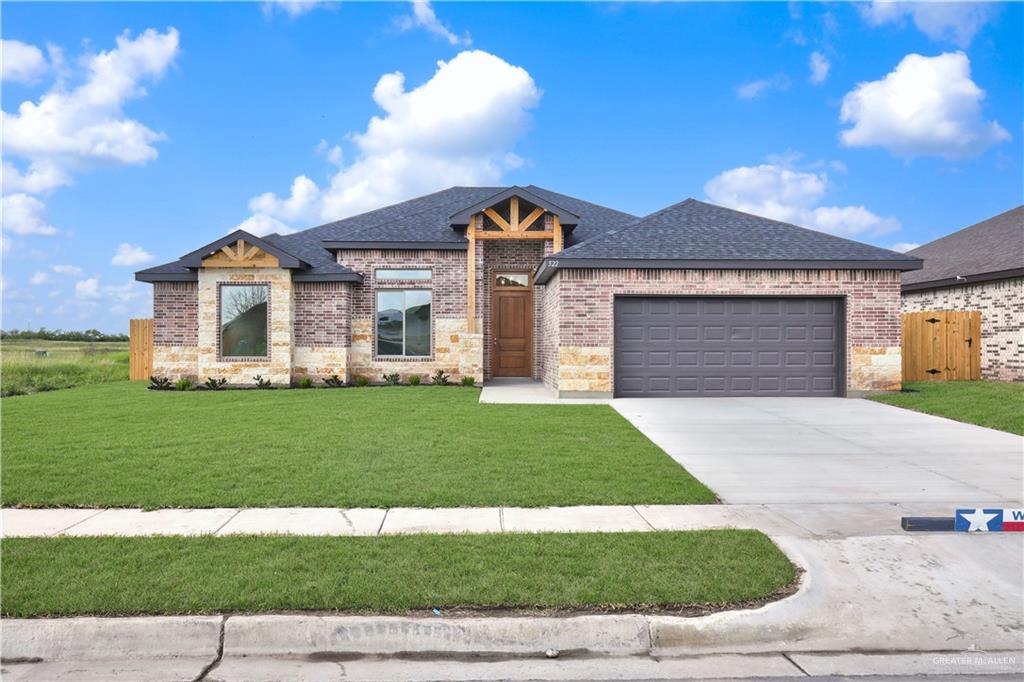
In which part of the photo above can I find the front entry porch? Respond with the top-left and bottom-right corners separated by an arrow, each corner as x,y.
479,378 -> 611,404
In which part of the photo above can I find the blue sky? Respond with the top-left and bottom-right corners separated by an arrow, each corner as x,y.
2,1 -> 1021,333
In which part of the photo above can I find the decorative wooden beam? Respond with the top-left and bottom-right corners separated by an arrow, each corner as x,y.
553,215 -> 564,253
474,231 -> 553,240
483,207 -> 511,232
467,220 -> 477,334
519,207 -> 545,232
510,196 -> 520,232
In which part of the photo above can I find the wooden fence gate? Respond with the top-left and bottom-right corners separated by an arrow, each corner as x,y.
901,310 -> 981,382
129,318 -> 154,381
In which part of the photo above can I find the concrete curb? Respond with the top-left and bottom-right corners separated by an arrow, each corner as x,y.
0,616 -> 222,661
223,614 -> 652,656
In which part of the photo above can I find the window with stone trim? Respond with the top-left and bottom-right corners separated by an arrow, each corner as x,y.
220,284 -> 269,358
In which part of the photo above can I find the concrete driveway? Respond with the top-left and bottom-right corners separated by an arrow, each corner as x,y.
612,397 -> 1023,504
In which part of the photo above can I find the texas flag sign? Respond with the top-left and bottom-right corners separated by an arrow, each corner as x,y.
955,508 -> 1024,532
1004,509 -> 1024,532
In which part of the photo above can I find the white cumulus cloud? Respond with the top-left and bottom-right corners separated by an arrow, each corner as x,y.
839,52 -> 1009,159
236,50 -> 540,232
397,1 -> 472,47
111,243 -> 154,266
52,264 -> 83,275
75,278 -> 101,300
1,39 -> 48,83
889,242 -> 921,253
860,1 -> 997,48
704,160 -> 901,238
735,73 -> 791,100
809,51 -> 830,85
261,0 -> 330,18
1,28 -> 180,246
30,271 -> 51,285
1,194 -> 58,236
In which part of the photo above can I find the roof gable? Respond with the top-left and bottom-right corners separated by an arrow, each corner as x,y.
179,230 -> 307,269
448,186 -> 581,226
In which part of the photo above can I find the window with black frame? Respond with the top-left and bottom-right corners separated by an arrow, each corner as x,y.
376,290 -> 432,356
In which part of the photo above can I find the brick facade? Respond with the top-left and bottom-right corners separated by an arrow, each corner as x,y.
294,281 -> 350,347
902,277 -> 1023,382
549,268 -> 903,395
337,249 -> 482,382
153,282 -> 198,346
149,256 -> 906,393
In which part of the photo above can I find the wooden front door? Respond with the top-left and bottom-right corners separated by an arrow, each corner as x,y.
492,273 -> 533,377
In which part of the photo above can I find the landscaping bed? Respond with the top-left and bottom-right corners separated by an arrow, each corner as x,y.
1,382 -> 715,508
869,380 -> 1024,435
0,530 -> 795,617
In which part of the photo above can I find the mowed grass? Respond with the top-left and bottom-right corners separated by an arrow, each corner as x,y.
870,380 -> 1024,435
0,531 -> 795,617
1,340 -> 129,396
1,382 -> 715,508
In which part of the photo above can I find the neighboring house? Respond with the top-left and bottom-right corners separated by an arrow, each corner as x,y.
137,186 -> 921,397
901,206 -> 1024,382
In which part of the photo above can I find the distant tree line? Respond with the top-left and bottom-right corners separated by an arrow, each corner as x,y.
1,328 -> 129,342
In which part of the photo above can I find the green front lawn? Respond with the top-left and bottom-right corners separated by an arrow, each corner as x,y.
0,531 -> 795,617
869,380 -> 1024,435
1,382 -> 714,508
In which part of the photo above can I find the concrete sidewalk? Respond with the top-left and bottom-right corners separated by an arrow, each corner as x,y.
1,501 -> 1004,538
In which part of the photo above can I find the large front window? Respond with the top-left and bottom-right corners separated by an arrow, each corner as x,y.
377,290 -> 432,357
220,284 -> 269,358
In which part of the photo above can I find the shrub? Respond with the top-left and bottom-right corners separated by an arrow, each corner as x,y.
460,376 -> 477,387
148,376 -> 173,391
298,376 -> 314,389
175,378 -> 193,392
323,375 -> 344,388
253,375 -> 272,389
382,372 -> 400,386
408,374 -> 421,386
431,369 -> 450,386
354,376 -> 370,387
203,377 -> 227,391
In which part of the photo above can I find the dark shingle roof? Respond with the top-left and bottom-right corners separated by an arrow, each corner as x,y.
902,205 -> 1024,290
136,186 -> 637,282
553,198 -> 923,263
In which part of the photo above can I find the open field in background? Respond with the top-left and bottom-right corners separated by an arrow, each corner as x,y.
1,382 -> 716,508
870,380 -> 1024,436
1,340 -> 129,396
0,531 -> 795,617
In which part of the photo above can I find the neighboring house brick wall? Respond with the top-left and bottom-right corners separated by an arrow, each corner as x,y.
153,282 -> 198,346
552,268 -> 902,396
338,249 -> 482,382
902,277 -> 1024,382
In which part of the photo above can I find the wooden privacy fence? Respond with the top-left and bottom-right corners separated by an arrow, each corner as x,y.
901,310 -> 981,382
129,318 -> 154,381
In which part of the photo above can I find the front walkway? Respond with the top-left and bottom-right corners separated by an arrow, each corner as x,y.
479,378 -> 609,404
1,500 -> 1010,538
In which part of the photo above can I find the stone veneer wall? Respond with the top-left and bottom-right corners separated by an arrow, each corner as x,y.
550,268 -> 903,396
292,281 -> 350,381
478,240 -> 548,380
902,277 -> 1023,382
338,249 -> 482,382
152,281 -> 199,380
196,268 -> 293,385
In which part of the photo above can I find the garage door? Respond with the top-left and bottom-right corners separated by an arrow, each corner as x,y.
614,297 -> 843,397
